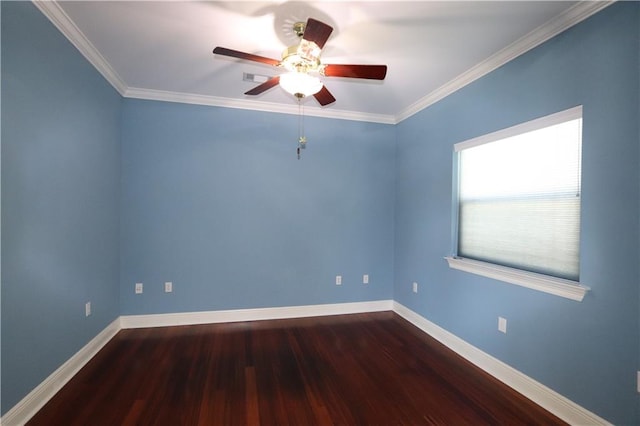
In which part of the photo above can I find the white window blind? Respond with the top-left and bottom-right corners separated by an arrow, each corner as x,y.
455,107 -> 582,281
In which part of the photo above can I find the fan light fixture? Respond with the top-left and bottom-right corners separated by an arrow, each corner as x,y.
213,17 -> 387,158
279,72 -> 323,98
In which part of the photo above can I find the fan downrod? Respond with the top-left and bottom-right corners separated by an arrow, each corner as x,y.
293,22 -> 306,38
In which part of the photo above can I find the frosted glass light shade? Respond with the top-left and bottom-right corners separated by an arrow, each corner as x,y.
279,72 -> 323,97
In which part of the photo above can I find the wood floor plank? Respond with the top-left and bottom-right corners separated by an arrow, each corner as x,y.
27,312 -> 566,425
245,366 -> 260,425
121,399 -> 145,426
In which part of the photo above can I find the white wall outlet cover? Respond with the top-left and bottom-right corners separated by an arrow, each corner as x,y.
498,316 -> 507,333
135,282 -> 143,294
85,302 -> 91,317
335,275 -> 342,285
412,282 -> 418,293
164,282 -> 173,293
363,274 -> 369,284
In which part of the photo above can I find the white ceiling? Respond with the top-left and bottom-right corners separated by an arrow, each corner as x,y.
39,1 -> 609,123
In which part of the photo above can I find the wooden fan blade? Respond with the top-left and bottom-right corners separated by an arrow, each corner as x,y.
302,18 -> 333,50
323,64 -> 388,80
244,76 -> 280,96
213,47 -> 281,67
313,86 -> 336,106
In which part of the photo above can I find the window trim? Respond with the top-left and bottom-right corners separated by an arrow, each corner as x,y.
448,106 -> 589,302
453,106 -> 583,153
445,256 -> 589,301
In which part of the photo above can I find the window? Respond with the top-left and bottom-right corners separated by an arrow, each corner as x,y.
446,106 -> 589,301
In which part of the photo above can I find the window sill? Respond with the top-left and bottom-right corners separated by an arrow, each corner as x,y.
444,257 -> 589,302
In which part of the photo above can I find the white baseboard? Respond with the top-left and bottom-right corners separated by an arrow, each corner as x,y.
2,301 -> 391,424
2,300 -> 608,426
392,302 -> 611,426
1,318 -> 122,426
120,300 -> 394,329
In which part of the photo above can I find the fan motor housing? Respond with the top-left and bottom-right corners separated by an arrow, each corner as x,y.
281,45 -> 320,73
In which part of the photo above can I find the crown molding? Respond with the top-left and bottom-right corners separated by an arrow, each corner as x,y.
394,1 -> 614,123
31,0 -> 392,123
33,0 -> 612,125
32,1 -> 128,95
124,87 -> 396,124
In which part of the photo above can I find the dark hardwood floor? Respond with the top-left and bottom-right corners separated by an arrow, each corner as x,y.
28,312 -> 566,425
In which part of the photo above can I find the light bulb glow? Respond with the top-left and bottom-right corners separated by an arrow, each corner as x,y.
279,72 -> 323,97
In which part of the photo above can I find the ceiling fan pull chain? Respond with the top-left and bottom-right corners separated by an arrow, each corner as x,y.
297,98 -> 302,159
297,97 -> 307,159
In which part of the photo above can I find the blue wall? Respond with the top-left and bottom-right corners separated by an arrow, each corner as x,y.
394,3 -> 639,424
120,100 -> 395,314
1,2 -> 121,413
2,1 -> 639,424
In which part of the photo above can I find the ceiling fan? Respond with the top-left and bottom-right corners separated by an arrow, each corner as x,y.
213,18 -> 387,106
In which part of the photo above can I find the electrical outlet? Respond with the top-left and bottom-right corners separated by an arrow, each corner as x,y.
363,274 -> 369,284
637,371 -> 640,394
412,282 -> 418,293
164,281 -> 173,293
498,317 -> 507,334
135,282 -> 143,294
335,275 -> 342,286
85,302 -> 91,317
